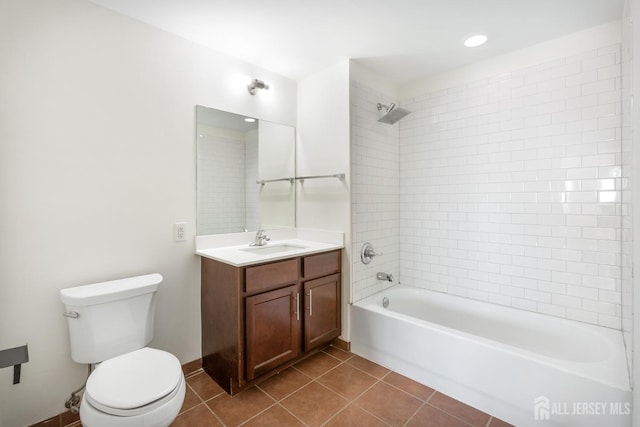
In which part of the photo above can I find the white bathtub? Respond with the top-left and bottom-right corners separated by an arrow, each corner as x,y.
350,285 -> 631,427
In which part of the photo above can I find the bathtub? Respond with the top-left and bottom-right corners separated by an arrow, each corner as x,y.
350,285 -> 631,427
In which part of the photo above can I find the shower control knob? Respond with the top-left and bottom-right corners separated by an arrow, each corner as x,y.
361,242 -> 382,264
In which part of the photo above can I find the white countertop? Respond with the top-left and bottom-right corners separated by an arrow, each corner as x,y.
195,228 -> 343,267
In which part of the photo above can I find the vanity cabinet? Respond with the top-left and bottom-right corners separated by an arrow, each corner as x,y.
301,250 -> 341,352
245,284 -> 300,381
201,249 -> 341,394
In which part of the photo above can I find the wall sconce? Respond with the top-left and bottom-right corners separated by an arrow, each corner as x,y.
248,78 -> 269,95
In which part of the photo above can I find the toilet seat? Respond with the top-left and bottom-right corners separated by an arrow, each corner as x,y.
85,347 -> 183,416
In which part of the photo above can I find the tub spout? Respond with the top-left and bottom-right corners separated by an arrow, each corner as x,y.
377,272 -> 394,282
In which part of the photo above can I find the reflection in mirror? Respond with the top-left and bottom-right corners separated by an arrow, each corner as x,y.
196,105 -> 295,235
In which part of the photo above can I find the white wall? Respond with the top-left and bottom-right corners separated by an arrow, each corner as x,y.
0,1 -> 296,426
258,121 -> 296,229
296,61 -> 352,339
399,23 -> 623,328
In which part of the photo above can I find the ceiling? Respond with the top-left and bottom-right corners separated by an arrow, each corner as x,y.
87,0 -> 623,86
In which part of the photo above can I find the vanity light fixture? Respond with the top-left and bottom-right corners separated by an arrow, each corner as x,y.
464,33 -> 487,48
248,78 -> 270,95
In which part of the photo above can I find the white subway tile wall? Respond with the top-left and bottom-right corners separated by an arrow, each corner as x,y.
399,45 -> 623,328
245,134 -> 260,232
197,133 -> 256,234
350,80 -> 400,302
621,9 -> 633,373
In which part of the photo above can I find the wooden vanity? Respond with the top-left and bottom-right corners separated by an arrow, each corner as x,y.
201,249 -> 341,394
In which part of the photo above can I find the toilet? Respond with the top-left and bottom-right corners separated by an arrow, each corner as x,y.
60,273 -> 186,427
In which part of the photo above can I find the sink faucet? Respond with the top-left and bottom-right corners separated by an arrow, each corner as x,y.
250,230 -> 270,246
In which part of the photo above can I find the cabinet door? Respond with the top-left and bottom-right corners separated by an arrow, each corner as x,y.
245,284 -> 301,380
303,273 -> 341,352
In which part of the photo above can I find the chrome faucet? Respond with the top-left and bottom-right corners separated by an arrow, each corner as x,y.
377,272 -> 394,282
250,229 -> 270,246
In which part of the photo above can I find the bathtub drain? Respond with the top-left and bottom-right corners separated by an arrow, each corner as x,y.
382,297 -> 389,308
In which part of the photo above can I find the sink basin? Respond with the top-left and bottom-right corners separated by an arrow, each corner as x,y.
240,244 -> 308,255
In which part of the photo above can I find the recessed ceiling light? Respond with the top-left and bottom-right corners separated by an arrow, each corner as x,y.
244,117 -> 256,123
464,34 -> 488,48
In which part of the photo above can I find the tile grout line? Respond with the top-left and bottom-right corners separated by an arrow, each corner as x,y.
379,370 -> 436,402
243,349 -> 352,427
184,368 -> 205,379
427,390 -> 493,427
273,402 -> 312,427
314,352 -> 399,425
341,357 -> 390,380
235,400 -> 280,427
320,375 -> 392,427
288,349 -> 353,425
184,382 -> 204,407
189,383 -> 225,406
401,400 -> 428,427
178,350 -> 506,427
333,362 -> 393,425
201,396 -> 229,427
422,402 -> 478,427
333,358 -> 485,427
261,367 -> 315,401
375,373 -> 438,427
181,376 -> 227,426
173,383 -> 205,419
274,350 -> 382,426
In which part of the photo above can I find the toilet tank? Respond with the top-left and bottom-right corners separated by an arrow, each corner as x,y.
60,273 -> 162,364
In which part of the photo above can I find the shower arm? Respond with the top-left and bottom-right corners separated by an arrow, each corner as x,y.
376,102 -> 395,113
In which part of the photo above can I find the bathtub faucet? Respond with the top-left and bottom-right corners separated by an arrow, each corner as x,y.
376,272 -> 394,282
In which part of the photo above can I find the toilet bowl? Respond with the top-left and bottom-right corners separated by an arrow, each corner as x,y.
80,348 -> 185,427
60,274 -> 186,427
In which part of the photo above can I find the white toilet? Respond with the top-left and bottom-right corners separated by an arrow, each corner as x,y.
60,273 -> 186,427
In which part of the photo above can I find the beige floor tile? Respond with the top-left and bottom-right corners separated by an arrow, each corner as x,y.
186,372 -> 225,401
293,352 -> 341,378
281,382 -> 348,426
355,382 -> 422,426
207,386 -> 274,427
428,392 -> 491,427
346,355 -> 390,379
258,367 -> 312,401
317,363 -> 378,400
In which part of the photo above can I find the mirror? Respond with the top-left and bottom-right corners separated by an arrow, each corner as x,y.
196,105 -> 296,235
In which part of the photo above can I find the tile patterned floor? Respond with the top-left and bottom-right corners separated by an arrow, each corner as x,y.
172,347 -> 514,427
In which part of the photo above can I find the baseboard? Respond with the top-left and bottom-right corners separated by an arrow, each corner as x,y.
181,357 -> 203,376
331,337 -> 351,352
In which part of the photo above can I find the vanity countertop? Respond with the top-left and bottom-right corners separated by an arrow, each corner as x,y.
196,239 -> 342,267
195,229 -> 344,267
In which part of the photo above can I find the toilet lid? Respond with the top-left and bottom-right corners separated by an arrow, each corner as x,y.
85,347 -> 182,412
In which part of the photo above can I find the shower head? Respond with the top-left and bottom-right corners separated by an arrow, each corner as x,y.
376,102 -> 411,125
